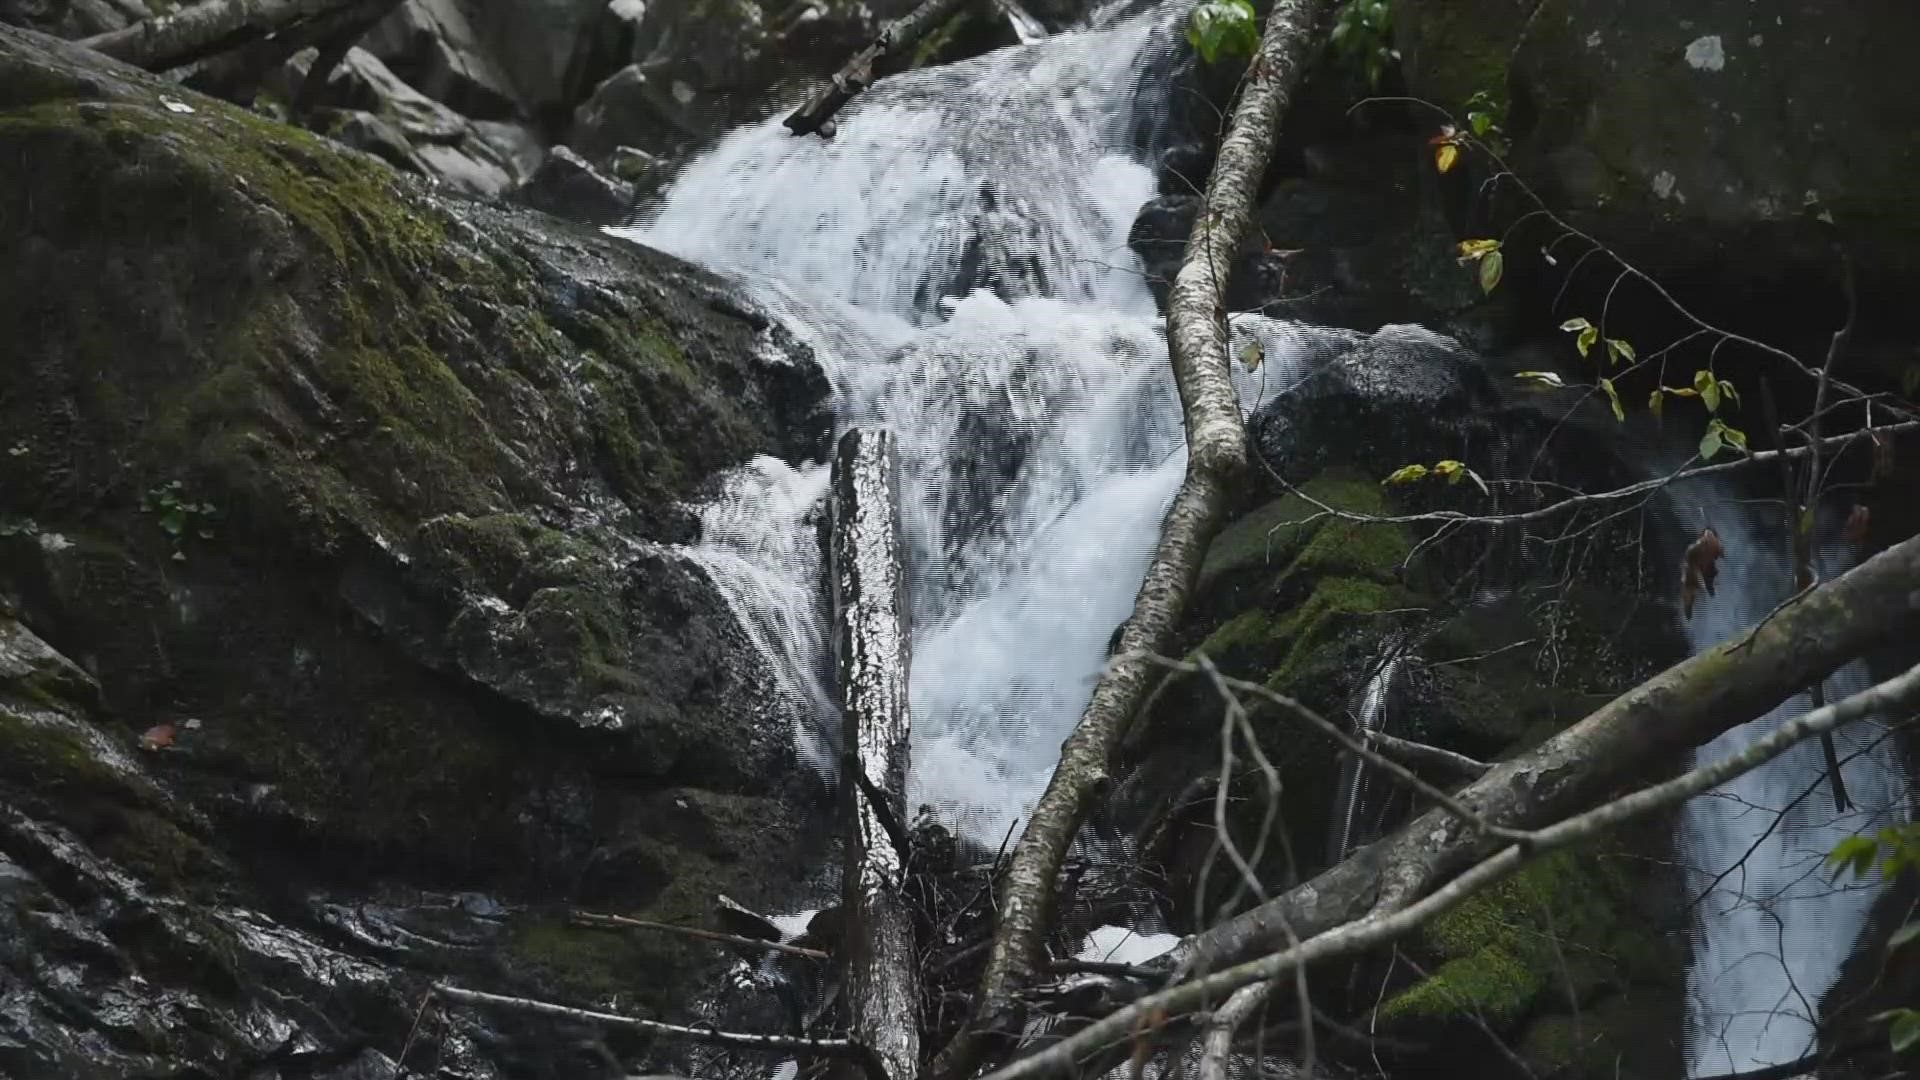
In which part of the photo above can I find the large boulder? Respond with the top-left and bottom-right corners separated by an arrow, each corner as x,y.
0,23 -> 833,1077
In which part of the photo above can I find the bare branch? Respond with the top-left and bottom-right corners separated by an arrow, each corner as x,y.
431,984 -> 891,1079
974,661 -> 1920,1080
569,911 -> 830,962
1363,731 -> 1490,781
1197,981 -> 1273,1080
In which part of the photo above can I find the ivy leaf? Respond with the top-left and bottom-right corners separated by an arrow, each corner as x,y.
1433,459 -> 1466,484
1382,463 -> 1430,486
1514,370 -> 1565,388
1598,377 -> 1625,421
1479,249 -> 1504,294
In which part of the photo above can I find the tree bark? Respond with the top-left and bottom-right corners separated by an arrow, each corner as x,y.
1171,529 -> 1920,979
79,0 -> 352,71
827,428 -> 919,1080
930,3 -> 1334,1075
783,0 -> 973,136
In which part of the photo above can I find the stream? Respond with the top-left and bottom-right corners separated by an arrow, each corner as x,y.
612,3 -> 1907,1072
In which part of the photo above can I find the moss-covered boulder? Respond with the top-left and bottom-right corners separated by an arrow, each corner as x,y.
0,24 -> 833,1078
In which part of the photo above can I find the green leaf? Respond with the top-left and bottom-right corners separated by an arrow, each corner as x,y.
1892,1009 -> 1920,1054
1719,422 -> 1748,453
1382,463 -> 1430,486
1649,388 -> 1665,423
1605,338 -> 1635,366
1559,317 -> 1592,333
1186,0 -> 1257,64
1598,377 -> 1624,421
1695,369 -> 1721,413
1888,922 -> 1920,950
1469,112 -> 1492,136
1699,429 -> 1724,461
1829,834 -> 1880,878
1479,249 -> 1504,294
1718,378 -> 1741,411
1434,459 -> 1466,484
1576,325 -> 1599,359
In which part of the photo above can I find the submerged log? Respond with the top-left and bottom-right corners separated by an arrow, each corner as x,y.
783,0 -> 972,137
827,427 -> 919,1080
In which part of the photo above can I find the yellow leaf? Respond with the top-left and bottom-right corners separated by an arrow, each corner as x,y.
1599,377 -> 1625,422
1456,238 -> 1501,262
1238,338 -> 1264,372
1382,463 -> 1430,486
1435,142 -> 1460,174
1434,459 -> 1465,484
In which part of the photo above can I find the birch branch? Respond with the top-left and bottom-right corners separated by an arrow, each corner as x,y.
929,5 -> 1336,1075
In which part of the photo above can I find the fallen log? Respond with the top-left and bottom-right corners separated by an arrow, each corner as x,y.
79,0 -> 353,71
180,0 -> 399,105
783,0 -> 972,137
827,427 -> 919,1080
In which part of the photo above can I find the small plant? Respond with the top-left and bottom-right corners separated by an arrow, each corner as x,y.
1187,0 -> 1257,64
1329,0 -> 1397,89
1828,825 -> 1920,1055
1461,89 -> 1509,155
141,480 -> 220,561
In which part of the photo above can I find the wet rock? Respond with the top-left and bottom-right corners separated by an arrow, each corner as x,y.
517,142 -> 636,225
0,23 -> 833,1075
363,0 -> 524,120
276,45 -> 525,194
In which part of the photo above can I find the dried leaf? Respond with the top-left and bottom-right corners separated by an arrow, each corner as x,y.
141,723 -> 176,751
1872,430 -> 1895,481
1845,504 -> 1872,545
1680,527 -> 1725,620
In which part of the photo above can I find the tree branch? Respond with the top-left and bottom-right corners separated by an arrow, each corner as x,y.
975,660 -> 1920,1080
568,911 -> 830,961
431,984 -> 891,1080
1363,731 -> 1490,781
928,6 -> 1336,1076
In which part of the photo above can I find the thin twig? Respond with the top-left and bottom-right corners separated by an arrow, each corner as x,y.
1364,731 -> 1491,781
569,911 -> 830,961
432,984 -> 891,1080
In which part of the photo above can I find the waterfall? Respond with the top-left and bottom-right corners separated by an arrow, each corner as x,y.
1675,492 -> 1910,1076
617,0 -> 1337,847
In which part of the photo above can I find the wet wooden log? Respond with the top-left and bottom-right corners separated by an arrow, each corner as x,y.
783,0 -> 972,137
827,427 -> 918,1080
79,0 -> 354,71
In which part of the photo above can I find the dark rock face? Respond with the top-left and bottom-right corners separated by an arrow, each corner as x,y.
516,143 -> 637,226
0,26 -> 833,1078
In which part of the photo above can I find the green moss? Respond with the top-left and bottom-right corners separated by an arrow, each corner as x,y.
506,920 -> 657,1002
1382,846 -> 1671,1031
0,706 -> 133,800
1399,0 -> 1526,110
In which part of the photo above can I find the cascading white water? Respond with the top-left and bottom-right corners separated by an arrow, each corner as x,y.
617,1 -> 1334,847
1676,494 -> 1910,1076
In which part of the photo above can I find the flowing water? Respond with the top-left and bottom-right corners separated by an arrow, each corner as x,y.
610,4 -> 1907,1070
1675,496 -> 1909,1076
617,1 -> 1331,846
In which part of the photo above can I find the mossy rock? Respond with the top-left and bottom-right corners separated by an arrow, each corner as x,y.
1378,843 -> 1686,1044
1394,0 -> 1536,112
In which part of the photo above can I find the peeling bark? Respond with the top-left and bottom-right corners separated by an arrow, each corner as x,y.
931,3 -> 1335,1074
828,428 -> 920,1080
79,0 -> 353,71
783,0 -> 974,137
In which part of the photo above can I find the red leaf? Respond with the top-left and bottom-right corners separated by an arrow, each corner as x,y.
1680,527 -> 1724,620
140,723 -> 175,751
